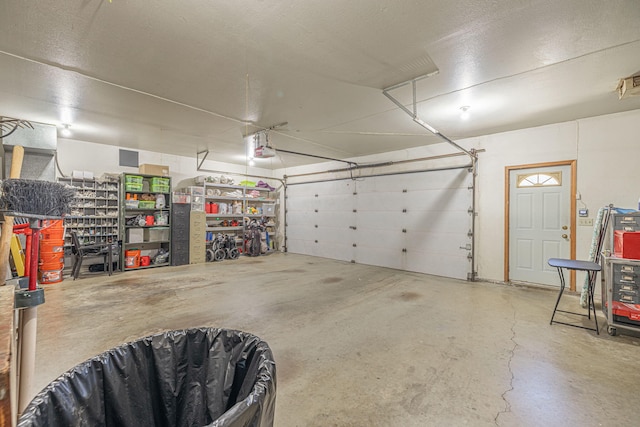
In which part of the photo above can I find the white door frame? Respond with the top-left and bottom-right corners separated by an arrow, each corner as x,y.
504,160 -> 576,290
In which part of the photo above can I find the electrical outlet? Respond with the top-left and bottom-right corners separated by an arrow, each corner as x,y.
578,218 -> 593,226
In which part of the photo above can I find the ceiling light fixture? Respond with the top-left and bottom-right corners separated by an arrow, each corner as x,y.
459,106 -> 470,120
61,124 -> 71,137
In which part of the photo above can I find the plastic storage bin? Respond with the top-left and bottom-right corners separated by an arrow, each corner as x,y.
18,328 -> 276,427
138,200 -> 156,209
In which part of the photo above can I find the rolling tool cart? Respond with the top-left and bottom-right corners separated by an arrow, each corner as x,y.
601,211 -> 640,336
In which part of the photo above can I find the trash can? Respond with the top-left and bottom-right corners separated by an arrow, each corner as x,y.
18,328 -> 276,427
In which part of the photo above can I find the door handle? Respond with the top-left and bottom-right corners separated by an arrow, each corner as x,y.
562,234 -> 568,239
562,226 -> 568,230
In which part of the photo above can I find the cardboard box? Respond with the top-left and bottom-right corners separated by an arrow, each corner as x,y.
614,230 -> 640,260
139,164 -> 170,177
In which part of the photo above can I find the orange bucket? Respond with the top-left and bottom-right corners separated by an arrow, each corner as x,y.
41,220 -> 65,240
40,239 -> 65,253
125,249 -> 141,268
38,268 -> 63,284
39,252 -> 64,271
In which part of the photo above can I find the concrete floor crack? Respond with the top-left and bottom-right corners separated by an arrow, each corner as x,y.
494,307 -> 518,426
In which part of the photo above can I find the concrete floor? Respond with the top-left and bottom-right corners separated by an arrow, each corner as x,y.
30,253 -> 640,426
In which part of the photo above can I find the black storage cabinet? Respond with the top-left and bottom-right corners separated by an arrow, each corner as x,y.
18,328 -> 276,427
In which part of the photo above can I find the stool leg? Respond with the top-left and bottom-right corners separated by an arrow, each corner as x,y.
589,270 -> 599,334
550,267 -> 566,325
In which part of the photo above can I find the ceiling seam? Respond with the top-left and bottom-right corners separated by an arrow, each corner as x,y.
0,49 -> 251,127
315,38 -> 640,132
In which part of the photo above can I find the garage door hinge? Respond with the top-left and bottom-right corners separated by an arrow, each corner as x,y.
459,244 -> 471,250
467,207 -> 474,214
402,189 -> 407,193
353,192 -> 357,195
352,209 -> 357,213
353,243 -> 357,247
402,248 -> 407,253
467,253 -> 473,261
467,230 -> 473,237
349,226 -> 357,230
315,225 -> 318,228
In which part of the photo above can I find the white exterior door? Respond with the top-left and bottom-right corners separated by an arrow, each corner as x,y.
509,165 -> 571,286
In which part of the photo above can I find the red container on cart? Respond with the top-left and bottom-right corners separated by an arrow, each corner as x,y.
614,230 -> 640,259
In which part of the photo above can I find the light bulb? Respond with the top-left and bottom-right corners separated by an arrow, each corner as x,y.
459,106 -> 470,120
61,124 -> 71,137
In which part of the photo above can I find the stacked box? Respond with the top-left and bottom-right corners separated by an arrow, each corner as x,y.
125,175 -> 143,192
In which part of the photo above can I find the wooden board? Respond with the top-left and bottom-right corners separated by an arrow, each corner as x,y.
0,285 -> 15,426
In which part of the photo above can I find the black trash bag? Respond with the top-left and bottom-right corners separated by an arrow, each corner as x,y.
18,328 -> 276,427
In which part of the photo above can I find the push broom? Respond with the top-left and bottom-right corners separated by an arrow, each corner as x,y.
0,174 -> 74,417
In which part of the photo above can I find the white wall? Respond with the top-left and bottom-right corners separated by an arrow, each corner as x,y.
276,109 -> 640,284
57,109 -> 640,283
55,139 -> 277,187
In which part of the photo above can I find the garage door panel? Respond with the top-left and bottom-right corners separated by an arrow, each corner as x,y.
319,226 -> 355,244
405,210 -> 470,233
407,230 -> 469,256
316,194 -> 354,211
355,247 -> 403,270
405,251 -> 469,280
316,212 -> 354,226
356,191 -> 406,209
355,227 -> 404,248
286,168 -> 472,280
314,242 -> 354,262
355,211 -> 403,230
405,168 -> 471,190
286,225 -> 316,241
286,213 -> 317,227
286,198 -> 316,212
287,238 -> 318,256
406,188 -> 471,210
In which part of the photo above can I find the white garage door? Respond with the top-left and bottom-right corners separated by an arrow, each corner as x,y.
286,168 -> 473,280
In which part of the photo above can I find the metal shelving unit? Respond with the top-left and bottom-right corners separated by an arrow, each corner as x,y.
58,176 -> 120,248
203,182 -> 278,251
120,173 -> 172,270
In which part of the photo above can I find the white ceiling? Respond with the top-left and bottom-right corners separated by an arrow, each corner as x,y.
1,0 -> 639,169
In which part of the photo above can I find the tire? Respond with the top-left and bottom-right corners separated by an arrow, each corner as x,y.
214,248 -> 226,261
607,326 -> 617,336
206,249 -> 215,262
228,248 -> 239,260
